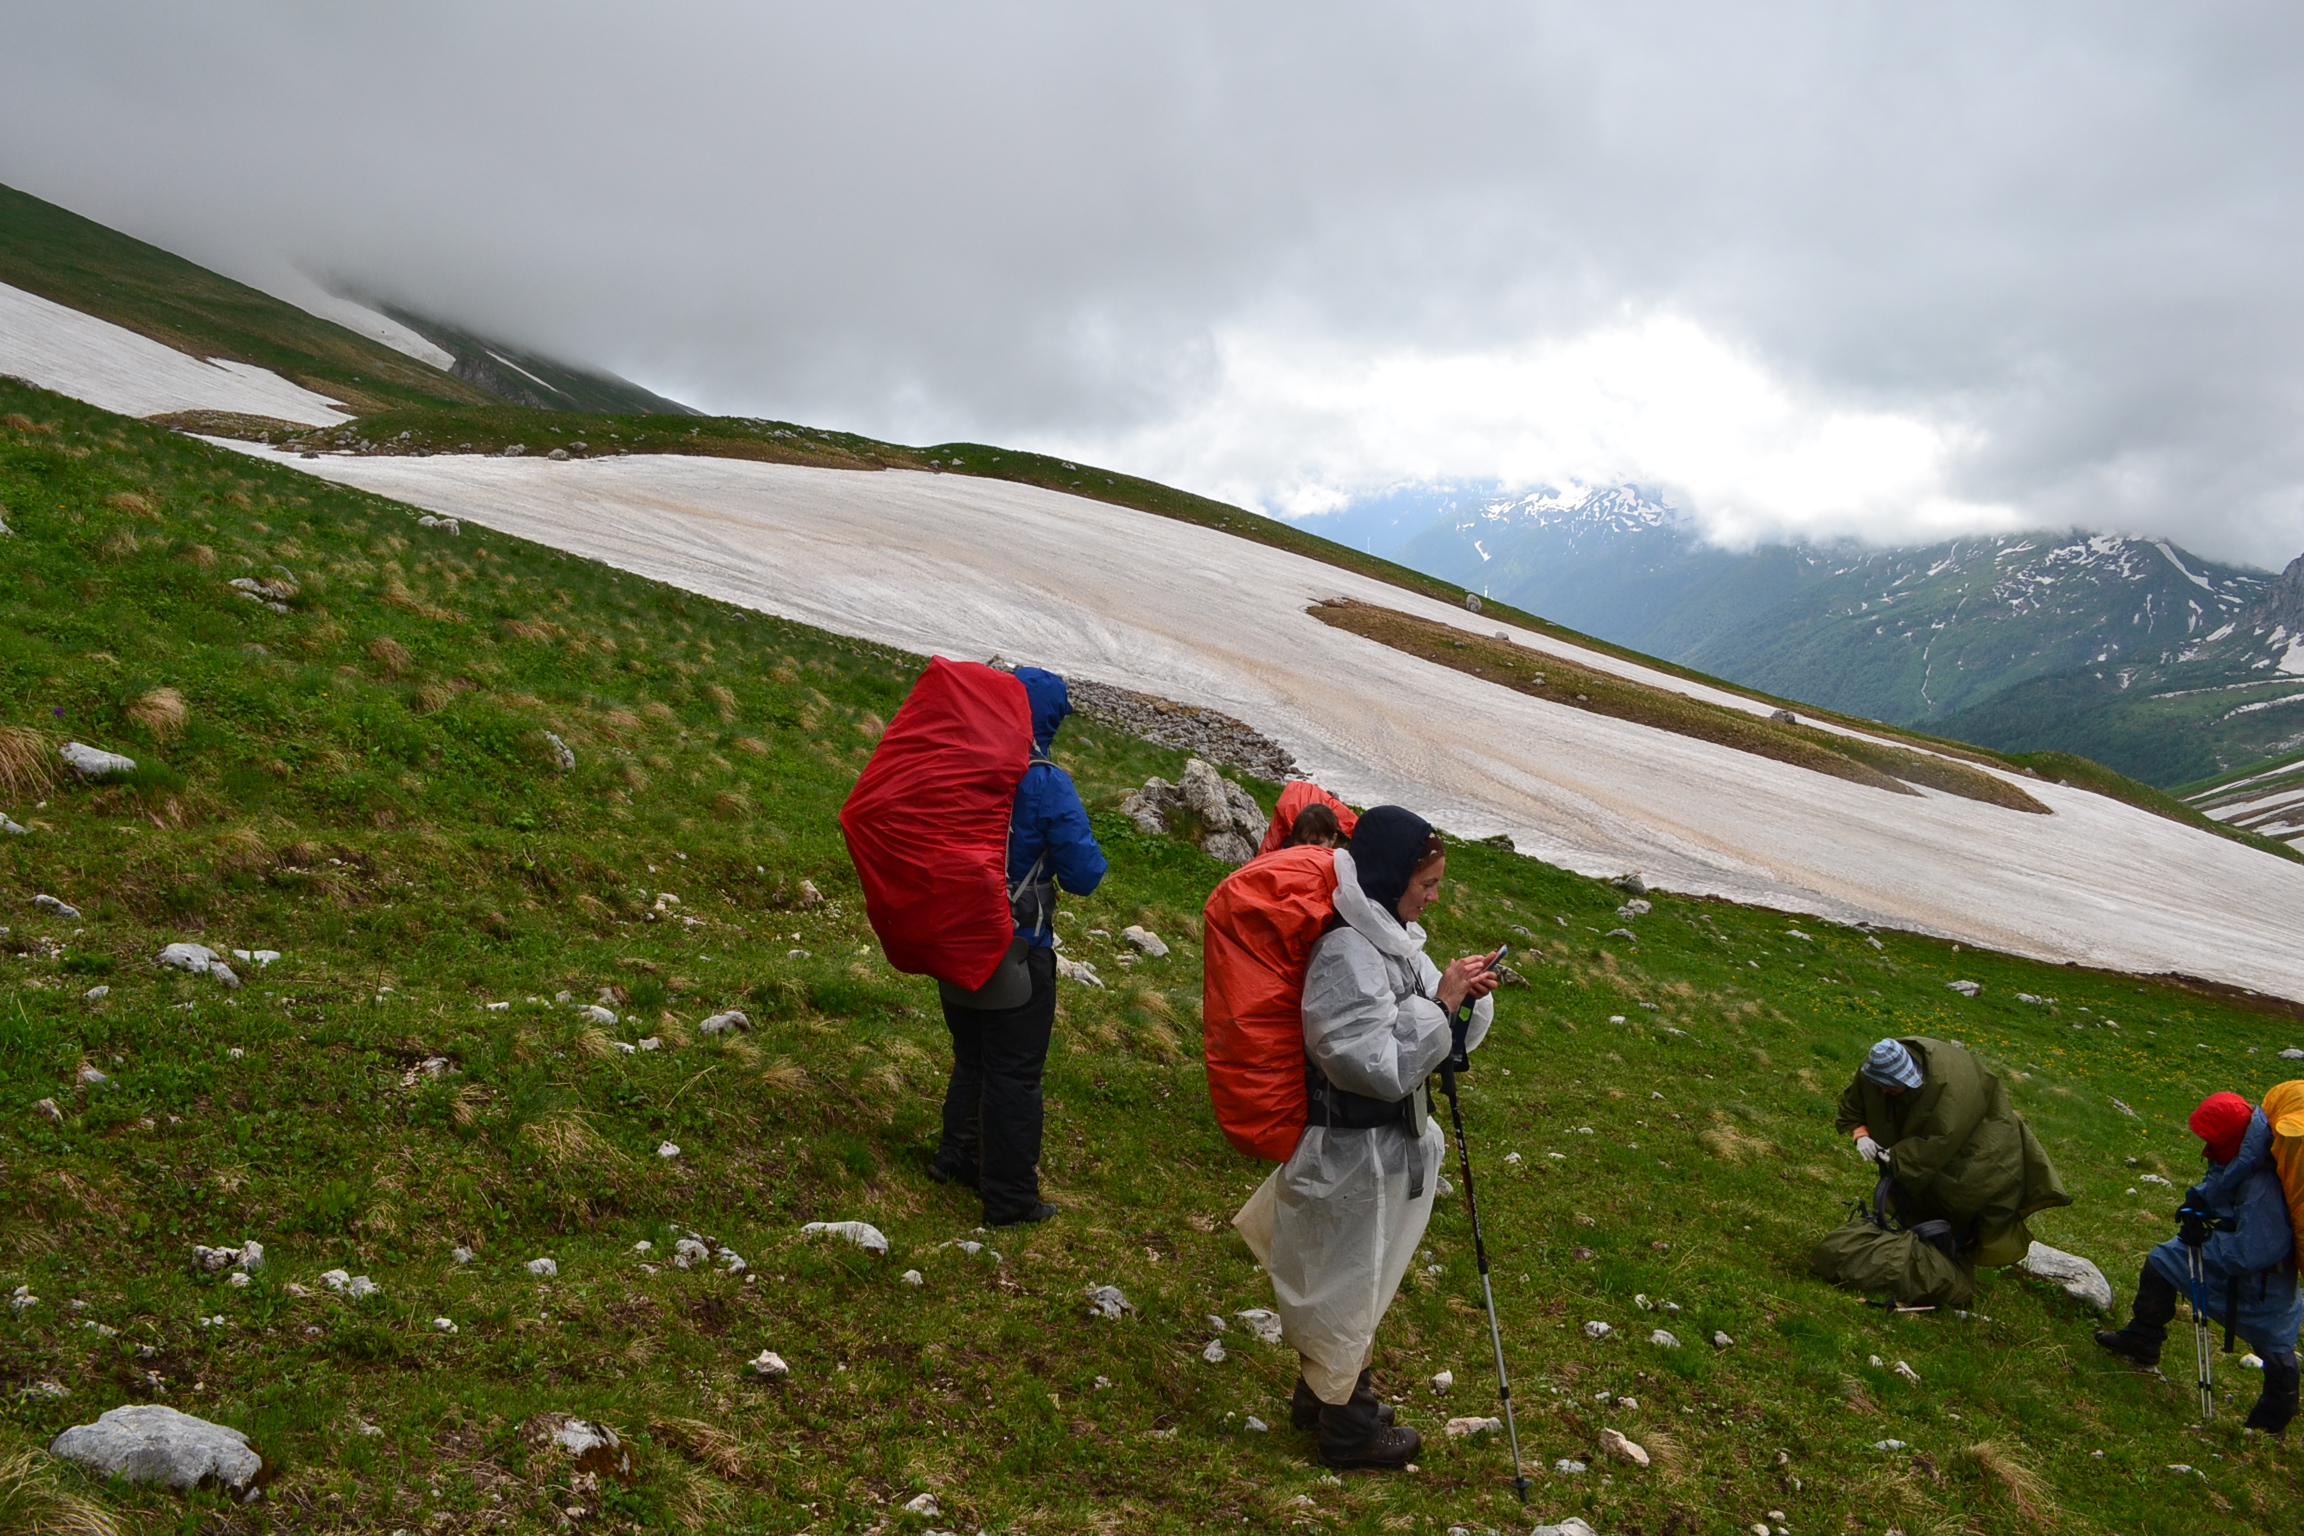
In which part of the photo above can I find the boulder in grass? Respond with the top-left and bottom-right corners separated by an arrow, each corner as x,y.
33,893 -> 80,919
159,942 -> 220,974
1234,1308 -> 1283,1345
1120,926 -> 1169,958
60,742 -> 136,779
50,1404 -> 264,1498
801,1220 -> 889,1256
1599,1427 -> 1650,1467
1533,1521 -> 1599,1536
698,1010 -> 749,1035
1445,1416 -> 1502,1437
1085,1284 -> 1134,1320
521,1413 -> 632,1480
2017,1242 -> 2113,1311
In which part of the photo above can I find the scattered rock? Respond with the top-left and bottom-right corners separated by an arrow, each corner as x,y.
158,942 -> 221,974
1616,899 -> 1651,918
1649,1329 -> 1681,1349
191,1242 -> 264,1274
2016,992 -> 2045,1005
673,1237 -> 710,1269
1873,1439 -> 1907,1451
452,1247 -> 475,1265
11,1286 -> 37,1315
32,893 -> 80,919
749,1350 -> 789,1378
545,732 -> 576,771
1243,1416 -> 1269,1432
1120,758 -> 1267,865
1121,925 -> 1169,958
346,1276 -> 379,1300
2138,1173 -> 2171,1187
796,879 -> 824,908
1431,1368 -> 1455,1390
1202,1338 -> 1227,1363
2017,1241 -> 2113,1311
698,1009 -> 749,1035
577,1004 -> 617,1025
1947,980 -> 1981,998
1612,873 -> 1647,896
1533,1520 -> 1598,1536
656,1141 -> 680,1159
77,1064 -> 109,1087
1,816 -> 28,835
1713,1331 -> 1735,1349
210,962 -> 240,990
1582,1321 -> 1612,1339
1769,708 -> 1797,724
1057,956 -> 1105,988
33,1097 -> 61,1122
1444,1416 -> 1501,1437
1893,1360 -> 1921,1384
60,741 -> 136,779
521,1413 -> 632,1480
1552,1458 -> 1588,1475
1605,928 -> 1638,941
2281,1048 -> 2304,1060
547,448 -> 570,461
84,985 -> 109,1000
902,1492 -> 940,1518
1085,1284 -> 1134,1320
902,1269 -> 925,1286
1064,678 -> 1296,780
802,1220 -> 890,1256
230,949 -> 281,967
1211,1308 -> 1276,1346
50,1405 -> 264,1497
525,1258 -> 559,1277
1599,1427 -> 1650,1467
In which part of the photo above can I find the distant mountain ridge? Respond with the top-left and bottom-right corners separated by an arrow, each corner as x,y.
1295,482 -> 2300,785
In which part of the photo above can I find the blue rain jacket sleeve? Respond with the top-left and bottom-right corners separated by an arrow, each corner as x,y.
1006,667 -> 1107,947
2147,1110 -> 2304,1354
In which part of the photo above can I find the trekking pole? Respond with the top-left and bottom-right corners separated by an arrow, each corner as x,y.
1437,1009 -> 1530,1505
2186,1240 -> 2215,1422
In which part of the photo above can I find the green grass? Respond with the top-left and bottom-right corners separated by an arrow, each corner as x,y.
5,382 -> 2304,1533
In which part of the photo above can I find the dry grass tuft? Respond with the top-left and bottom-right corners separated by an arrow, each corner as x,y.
574,1028 -> 618,1060
712,790 -> 752,821
734,736 -> 769,756
703,683 -> 737,722
103,490 -> 158,518
0,1448 -> 127,1536
98,529 -> 140,561
600,709 -> 642,738
643,701 -> 677,723
1640,1427 -> 1688,1478
1699,1121 -> 1776,1163
1,413 -> 48,434
0,725 -> 56,799
760,1060 -> 807,1092
177,542 -> 217,569
413,681 -> 454,715
652,1417 -> 750,1479
1963,1440 -> 2056,1524
855,711 -> 884,738
126,685 -> 187,739
521,1112 -> 628,1169
366,636 -> 413,678
213,826 -> 272,871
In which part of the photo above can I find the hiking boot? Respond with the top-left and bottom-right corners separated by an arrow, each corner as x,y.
1317,1394 -> 1419,1470
926,1156 -> 978,1187
987,1201 -> 1058,1228
2244,1352 -> 2300,1434
1291,1374 -> 1395,1431
2093,1327 -> 2162,1368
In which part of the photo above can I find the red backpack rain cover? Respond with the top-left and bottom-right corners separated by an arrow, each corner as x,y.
840,658 -> 1033,991
1201,845 -> 1339,1160
1257,780 -> 1361,856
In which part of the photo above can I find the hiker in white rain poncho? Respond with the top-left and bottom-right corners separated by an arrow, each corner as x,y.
1234,806 -> 1498,1469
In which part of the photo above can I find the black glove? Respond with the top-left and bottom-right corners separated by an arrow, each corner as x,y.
2176,1204 -> 2228,1248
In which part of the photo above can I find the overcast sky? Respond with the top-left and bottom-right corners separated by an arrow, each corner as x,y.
7,3 -> 2304,565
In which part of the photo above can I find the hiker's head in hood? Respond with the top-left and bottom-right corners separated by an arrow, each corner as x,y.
1860,1037 -> 1925,1096
2190,1091 -> 2254,1165
1282,802 -> 1344,849
1013,667 -> 1072,751
1348,805 -> 1446,923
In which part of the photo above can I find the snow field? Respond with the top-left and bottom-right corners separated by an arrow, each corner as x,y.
0,280 -> 352,425
218,444 -> 2304,1002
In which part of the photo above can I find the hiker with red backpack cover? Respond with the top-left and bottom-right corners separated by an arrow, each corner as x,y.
841,660 -> 1104,1229
1217,806 -> 1499,1470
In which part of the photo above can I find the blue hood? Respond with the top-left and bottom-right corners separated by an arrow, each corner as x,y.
1014,667 -> 1071,752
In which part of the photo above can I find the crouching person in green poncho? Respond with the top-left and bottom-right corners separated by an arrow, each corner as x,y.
1814,1037 -> 2072,1304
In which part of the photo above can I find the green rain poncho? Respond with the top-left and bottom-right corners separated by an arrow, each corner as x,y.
1834,1036 -> 2070,1266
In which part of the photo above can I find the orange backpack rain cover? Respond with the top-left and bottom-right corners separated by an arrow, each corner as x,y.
1201,845 -> 1339,1160
1257,780 -> 1360,856
2262,1079 -> 2304,1272
839,658 -> 1032,991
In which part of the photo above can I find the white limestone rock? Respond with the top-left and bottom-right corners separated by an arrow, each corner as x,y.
1235,1308 -> 1283,1345
50,1405 -> 264,1497
698,1009 -> 749,1035
33,893 -> 80,919
1085,1284 -> 1134,1320
2017,1241 -> 2113,1311
1121,925 -> 1169,958
802,1220 -> 889,1255
60,742 -> 137,779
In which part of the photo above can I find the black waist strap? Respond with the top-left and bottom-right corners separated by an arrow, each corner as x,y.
1304,1061 -> 1426,1196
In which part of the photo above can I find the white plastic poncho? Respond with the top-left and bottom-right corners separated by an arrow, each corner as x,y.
1233,847 -> 1492,1404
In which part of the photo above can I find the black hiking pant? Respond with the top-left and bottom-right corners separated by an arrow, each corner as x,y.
935,943 -> 1056,1223
2117,1266 -> 2180,1351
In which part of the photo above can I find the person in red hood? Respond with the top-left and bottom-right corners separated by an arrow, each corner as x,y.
2096,1090 -> 2300,1432
1258,781 -> 1357,857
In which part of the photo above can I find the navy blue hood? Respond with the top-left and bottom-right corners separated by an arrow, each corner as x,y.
1014,667 -> 1071,752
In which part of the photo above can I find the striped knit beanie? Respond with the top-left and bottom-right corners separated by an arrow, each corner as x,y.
1860,1038 -> 1924,1090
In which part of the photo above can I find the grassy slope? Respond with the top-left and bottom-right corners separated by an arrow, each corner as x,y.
5,383 -> 2304,1533
0,184 -> 492,417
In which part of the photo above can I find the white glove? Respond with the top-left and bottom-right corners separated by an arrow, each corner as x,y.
1855,1135 -> 1883,1164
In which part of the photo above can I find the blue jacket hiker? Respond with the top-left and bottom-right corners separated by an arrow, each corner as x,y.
2096,1091 -> 2301,1433
930,664 -> 1106,1229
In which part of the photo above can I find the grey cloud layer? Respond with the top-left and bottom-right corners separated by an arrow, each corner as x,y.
5,3 -> 2301,563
